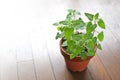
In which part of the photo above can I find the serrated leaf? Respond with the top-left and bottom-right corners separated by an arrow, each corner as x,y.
97,31 -> 104,41
62,41 -> 67,47
94,13 -> 99,19
97,43 -> 102,50
70,54 -> 75,59
64,27 -> 74,39
98,19 -> 105,29
85,13 -> 94,21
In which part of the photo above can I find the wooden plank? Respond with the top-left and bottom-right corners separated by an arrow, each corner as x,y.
0,50 -> 18,80
16,34 -> 33,62
18,60 -> 36,80
31,31 -> 55,80
88,55 -> 111,80
94,21 -> 120,80
96,29 -> 120,80
104,29 -> 120,62
97,46 -> 120,80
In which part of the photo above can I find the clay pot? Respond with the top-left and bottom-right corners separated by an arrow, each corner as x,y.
60,39 -> 97,72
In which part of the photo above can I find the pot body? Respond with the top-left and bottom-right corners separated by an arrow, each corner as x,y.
60,39 -> 96,72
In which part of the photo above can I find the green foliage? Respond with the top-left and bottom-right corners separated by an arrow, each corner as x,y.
87,39 -> 95,56
86,22 -> 97,33
85,13 -> 94,21
53,9 -> 106,60
97,43 -> 102,50
94,13 -> 99,20
72,18 -> 85,30
70,54 -> 76,59
62,41 -> 67,47
98,19 -> 105,29
97,31 -> 104,41
64,27 -> 74,39
55,32 -> 64,39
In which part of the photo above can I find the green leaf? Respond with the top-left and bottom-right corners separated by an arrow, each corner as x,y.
62,41 -> 67,47
70,54 -> 75,59
66,13 -> 72,20
78,40 -> 84,46
84,32 -> 93,40
57,26 -> 61,31
67,9 -> 75,13
97,31 -> 104,41
92,37 -> 97,44
73,18 -> 85,29
72,33 -> 83,41
67,40 -> 76,50
85,13 -> 94,21
53,22 -> 59,26
87,39 -> 94,49
59,21 -> 68,25
86,22 -> 97,33
80,53 -> 87,60
87,39 -> 95,56
66,9 -> 74,19
64,27 -> 74,39
87,50 -> 95,56
97,43 -> 102,50
55,32 -> 64,39
57,26 -> 65,31
94,13 -> 99,19
74,46 -> 82,55
86,22 -> 92,33
98,18 -> 105,29
75,11 -> 81,15
68,9 -> 80,15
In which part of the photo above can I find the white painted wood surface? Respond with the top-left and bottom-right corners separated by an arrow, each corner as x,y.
18,61 -> 36,80
31,31 -> 55,80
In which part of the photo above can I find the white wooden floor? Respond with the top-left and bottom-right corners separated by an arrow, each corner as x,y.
0,0 -> 120,80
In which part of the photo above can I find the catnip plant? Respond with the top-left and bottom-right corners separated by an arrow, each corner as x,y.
53,9 -> 105,60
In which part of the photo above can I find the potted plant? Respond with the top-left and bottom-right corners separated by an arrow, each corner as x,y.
53,9 -> 106,72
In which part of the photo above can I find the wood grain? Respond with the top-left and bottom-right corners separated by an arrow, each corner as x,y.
31,31 -> 55,80
0,0 -> 120,80
0,50 -> 18,80
88,55 -> 111,80
17,61 -> 36,80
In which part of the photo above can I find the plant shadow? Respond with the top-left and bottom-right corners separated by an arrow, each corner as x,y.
68,67 -> 92,80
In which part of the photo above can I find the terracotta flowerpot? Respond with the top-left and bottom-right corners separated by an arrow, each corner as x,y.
60,39 -> 97,72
